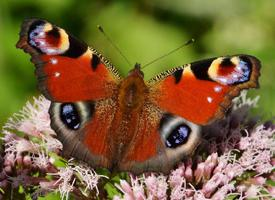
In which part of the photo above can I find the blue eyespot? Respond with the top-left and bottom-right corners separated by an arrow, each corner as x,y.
237,60 -> 250,82
60,103 -> 80,130
165,124 -> 191,148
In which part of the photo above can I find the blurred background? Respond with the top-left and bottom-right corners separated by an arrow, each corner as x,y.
0,0 -> 274,128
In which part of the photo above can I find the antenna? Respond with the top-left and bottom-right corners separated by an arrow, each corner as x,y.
141,38 -> 195,69
97,25 -> 132,67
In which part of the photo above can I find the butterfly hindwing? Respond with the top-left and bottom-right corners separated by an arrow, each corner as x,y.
50,99 -> 117,169
16,19 -> 120,102
149,55 -> 261,125
118,105 -> 201,174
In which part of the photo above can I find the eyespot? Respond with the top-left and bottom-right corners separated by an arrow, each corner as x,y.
49,101 -> 95,167
50,101 -> 94,134
159,113 -> 201,156
27,21 -> 70,55
60,103 -> 81,130
165,124 -> 191,148
208,56 -> 252,85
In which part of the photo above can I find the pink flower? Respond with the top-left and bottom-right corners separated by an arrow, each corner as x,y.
238,125 -> 274,174
71,163 -> 107,195
115,180 -> 135,200
52,167 -> 75,200
4,96 -> 54,137
144,174 -> 168,199
211,183 -> 235,200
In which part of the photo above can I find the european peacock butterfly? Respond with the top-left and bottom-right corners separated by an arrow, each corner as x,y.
16,19 -> 261,174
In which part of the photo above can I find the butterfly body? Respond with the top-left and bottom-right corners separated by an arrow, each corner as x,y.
17,19 -> 261,174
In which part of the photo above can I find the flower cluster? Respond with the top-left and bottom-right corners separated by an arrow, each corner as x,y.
0,96 -> 106,200
0,92 -> 274,199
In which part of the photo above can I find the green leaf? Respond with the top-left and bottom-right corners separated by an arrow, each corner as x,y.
104,182 -> 121,199
266,179 -> 275,186
48,152 -> 67,167
96,168 -> 111,177
225,194 -> 238,200
110,172 -> 129,183
38,192 -> 61,200
18,185 -> 24,194
25,193 -> 33,200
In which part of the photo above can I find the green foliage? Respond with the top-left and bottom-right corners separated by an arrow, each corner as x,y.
266,179 -> 275,187
226,194 -> 238,200
38,192 -> 62,200
104,172 -> 129,199
104,182 -> 121,199
48,152 -> 67,168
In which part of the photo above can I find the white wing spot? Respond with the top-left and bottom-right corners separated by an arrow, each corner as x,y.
214,86 -> 222,93
54,72 -> 60,77
207,97 -> 213,103
50,58 -> 58,65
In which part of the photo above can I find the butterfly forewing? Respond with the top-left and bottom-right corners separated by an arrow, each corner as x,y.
148,55 -> 260,125
16,18 -> 120,102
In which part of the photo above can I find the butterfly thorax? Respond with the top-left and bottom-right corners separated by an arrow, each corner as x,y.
118,64 -> 147,111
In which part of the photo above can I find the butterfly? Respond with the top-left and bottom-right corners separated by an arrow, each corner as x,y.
16,19 -> 261,174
